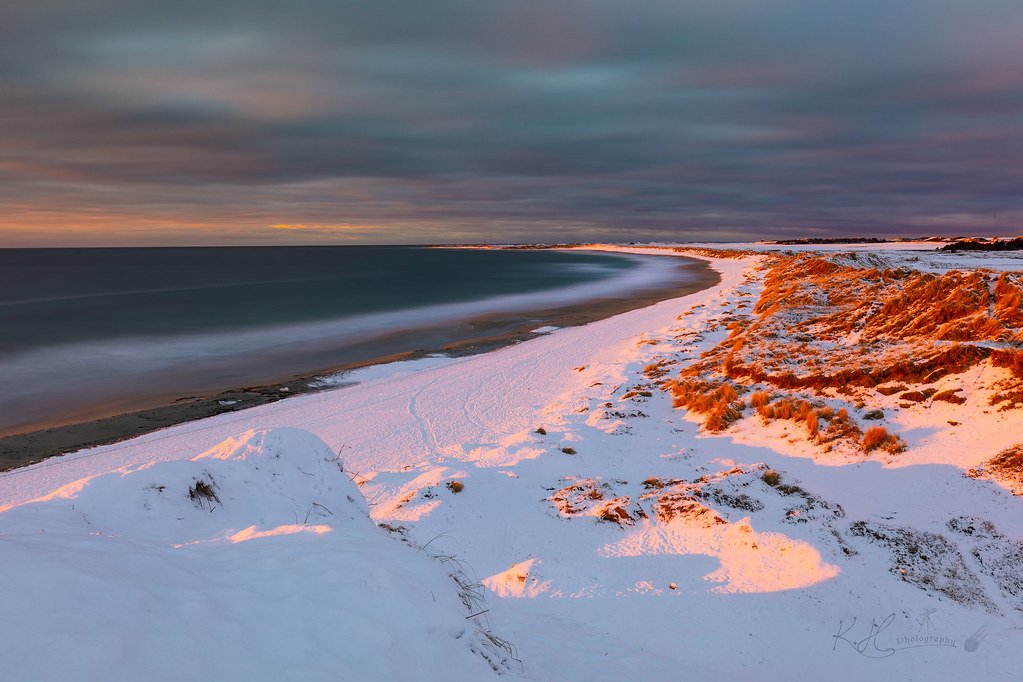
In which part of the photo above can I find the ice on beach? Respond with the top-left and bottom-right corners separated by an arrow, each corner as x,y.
530,325 -> 560,334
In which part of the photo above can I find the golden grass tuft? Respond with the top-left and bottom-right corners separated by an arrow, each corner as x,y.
668,378 -> 745,432
862,426 -> 906,454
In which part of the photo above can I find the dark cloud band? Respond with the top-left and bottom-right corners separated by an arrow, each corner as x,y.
2,1 -> 1022,244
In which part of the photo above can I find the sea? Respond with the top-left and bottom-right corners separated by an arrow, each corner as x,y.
0,246 -> 696,435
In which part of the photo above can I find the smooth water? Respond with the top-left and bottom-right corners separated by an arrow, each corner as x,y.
0,246 -> 635,354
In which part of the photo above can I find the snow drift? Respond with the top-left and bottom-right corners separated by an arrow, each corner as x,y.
0,428 -> 501,681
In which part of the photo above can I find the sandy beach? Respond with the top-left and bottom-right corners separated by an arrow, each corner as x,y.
0,251 -> 717,469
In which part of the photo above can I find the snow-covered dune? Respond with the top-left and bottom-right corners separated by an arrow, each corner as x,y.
0,428 -> 507,681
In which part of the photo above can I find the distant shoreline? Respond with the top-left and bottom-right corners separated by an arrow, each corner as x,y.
0,251 -> 718,470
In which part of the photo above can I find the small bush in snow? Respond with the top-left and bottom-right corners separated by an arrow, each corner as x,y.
188,477 -> 221,510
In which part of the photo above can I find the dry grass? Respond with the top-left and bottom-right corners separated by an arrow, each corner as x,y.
643,360 -> 673,379
719,255 -> 1021,390
651,493 -> 725,525
653,251 -> 1022,452
672,246 -> 762,260
621,389 -> 654,400
967,444 -> 1023,495
749,396 -> 859,444
666,378 -> 745,432
992,349 -> 1023,380
597,504 -> 635,525
989,350 -> 1023,409
988,444 -> 1023,471
549,478 -> 637,524
188,476 -> 221,510
862,426 -> 906,454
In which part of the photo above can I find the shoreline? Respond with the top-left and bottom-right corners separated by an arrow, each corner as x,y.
0,252 -> 718,470
5,243 -> 1023,681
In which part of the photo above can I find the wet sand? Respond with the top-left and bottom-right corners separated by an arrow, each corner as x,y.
0,255 -> 718,470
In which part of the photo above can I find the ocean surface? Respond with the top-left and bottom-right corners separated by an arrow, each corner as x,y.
0,246 -> 695,435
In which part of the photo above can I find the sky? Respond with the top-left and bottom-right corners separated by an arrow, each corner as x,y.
2,1 -> 1023,246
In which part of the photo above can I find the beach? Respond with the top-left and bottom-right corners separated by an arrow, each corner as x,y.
1,244 -> 1021,680
0,248 -> 717,468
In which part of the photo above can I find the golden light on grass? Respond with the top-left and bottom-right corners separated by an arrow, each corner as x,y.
648,251 -> 1023,452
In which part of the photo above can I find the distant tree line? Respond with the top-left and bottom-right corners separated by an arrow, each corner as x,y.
769,237 -> 892,245
941,237 -> 1023,252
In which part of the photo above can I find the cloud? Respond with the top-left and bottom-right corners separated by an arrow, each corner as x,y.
2,0 -> 1022,244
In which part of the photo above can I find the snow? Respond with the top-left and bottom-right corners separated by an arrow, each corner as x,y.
2,244 -> 1023,680
312,355 -> 460,387
0,429 -> 506,681
676,239 -> 1023,273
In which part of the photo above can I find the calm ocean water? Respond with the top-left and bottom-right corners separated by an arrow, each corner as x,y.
0,246 -> 692,434
0,246 -> 637,353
